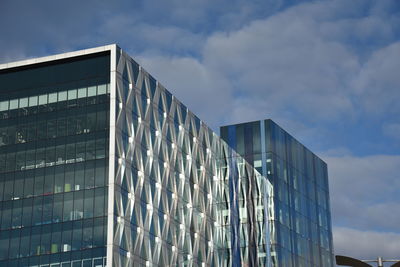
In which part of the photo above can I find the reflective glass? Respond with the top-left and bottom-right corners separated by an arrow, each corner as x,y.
0,53 -> 110,266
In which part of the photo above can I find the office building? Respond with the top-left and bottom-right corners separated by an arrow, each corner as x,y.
0,45 -> 333,267
0,45 -> 272,267
221,120 -> 334,267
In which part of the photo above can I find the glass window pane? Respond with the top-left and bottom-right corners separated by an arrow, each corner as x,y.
58,91 -> 67,102
88,86 -> 96,97
95,161 -> 106,187
13,173 -> 24,199
93,217 -> 104,247
9,229 -> 21,258
9,99 -> 19,109
73,191 -> 84,220
25,149 -> 35,169
76,115 -> 86,135
4,173 -> 14,201
66,143 -> 76,162
42,195 -> 53,224
97,85 -> 107,95
44,170 -> 54,195
53,194 -> 63,223
49,93 -> 58,103
27,123 -> 36,142
75,163 -> 84,191
82,219 -> 93,248
48,120 -> 57,139
29,96 -> 38,107
54,167 -> 64,194
12,200 -> 22,228
57,118 -> 67,137
20,228 -> 31,257
39,94 -> 48,105
30,227 -> 41,256
37,120 -> 47,140
63,192 -> 73,221
96,138 -> 106,159
68,89 -> 77,100
86,140 -> 96,160
64,165 -> 74,193
34,173 -> 44,196
67,116 -> 77,135
24,172 -> 34,198
51,224 -> 62,254
78,88 -> 87,98
0,230 -> 10,260
0,101 -> 8,111
36,148 -> 46,167
85,161 -> 95,189
72,220 -> 82,250
6,152 -> 16,172
32,197 -> 43,225
56,144 -> 65,164
22,198 -> 33,227
1,201 -> 12,229
76,141 -> 86,162
84,190 -> 94,219
86,112 -> 96,133
0,180 -> 3,201
19,97 -> 29,108
96,110 -> 107,130
94,188 -> 105,217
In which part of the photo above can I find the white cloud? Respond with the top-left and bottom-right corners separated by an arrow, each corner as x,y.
333,227 -> 400,260
353,42 -> 400,115
327,153 -> 400,262
135,0 -> 400,132
325,154 -> 400,232
130,0 -> 400,151
136,55 -> 234,129
100,16 -> 205,55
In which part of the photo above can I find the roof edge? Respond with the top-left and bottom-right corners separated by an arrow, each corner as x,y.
0,44 -> 117,71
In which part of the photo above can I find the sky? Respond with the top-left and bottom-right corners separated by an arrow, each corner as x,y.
1,0 -> 400,264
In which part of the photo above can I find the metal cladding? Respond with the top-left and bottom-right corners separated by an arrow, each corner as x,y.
110,49 -> 272,266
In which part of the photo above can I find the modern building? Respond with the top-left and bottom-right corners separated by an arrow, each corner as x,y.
0,45 -> 333,267
221,120 -> 334,267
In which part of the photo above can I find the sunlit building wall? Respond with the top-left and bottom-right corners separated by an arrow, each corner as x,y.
221,120 -> 334,267
0,45 -> 272,267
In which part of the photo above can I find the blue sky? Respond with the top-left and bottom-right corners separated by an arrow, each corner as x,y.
1,0 -> 400,263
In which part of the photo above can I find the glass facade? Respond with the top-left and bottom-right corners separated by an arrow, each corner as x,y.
0,53 -> 110,267
1,45 -> 334,267
221,120 -> 334,267
109,49 -> 270,267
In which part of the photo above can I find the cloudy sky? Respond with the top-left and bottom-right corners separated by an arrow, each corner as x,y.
1,0 -> 400,264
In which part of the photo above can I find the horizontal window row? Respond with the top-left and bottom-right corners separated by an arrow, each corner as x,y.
121,103 -> 215,153
120,78 -> 203,132
0,217 -> 106,260
0,105 -> 109,146
119,132 -> 237,188
0,84 -> 108,112
0,158 -> 108,202
269,219 -> 330,254
0,255 -> 106,267
0,187 -> 107,230
119,215 -> 220,261
0,135 -> 108,173
271,198 -> 331,234
266,151 -> 329,191
118,189 -> 221,238
118,163 -> 230,214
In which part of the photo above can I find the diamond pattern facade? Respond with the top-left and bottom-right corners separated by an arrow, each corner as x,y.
0,45 -> 326,267
107,48 -> 272,266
